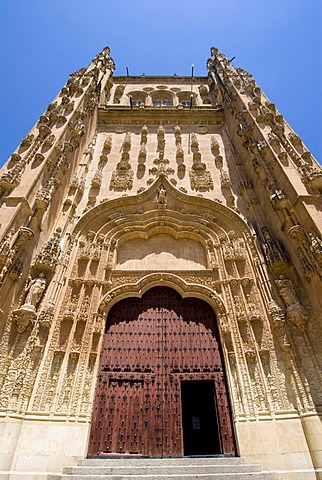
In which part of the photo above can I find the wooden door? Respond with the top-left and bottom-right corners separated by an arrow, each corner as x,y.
88,287 -> 235,457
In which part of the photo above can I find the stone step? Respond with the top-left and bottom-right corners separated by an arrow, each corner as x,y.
80,457 -> 249,466
62,463 -> 262,475
47,457 -> 279,480
48,474 -> 278,480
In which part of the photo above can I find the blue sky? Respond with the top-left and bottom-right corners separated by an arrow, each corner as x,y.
0,0 -> 321,166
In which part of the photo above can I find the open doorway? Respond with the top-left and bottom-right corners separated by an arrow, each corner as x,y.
181,381 -> 221,456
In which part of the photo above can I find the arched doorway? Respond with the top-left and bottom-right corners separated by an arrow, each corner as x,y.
88,287 -> 235,457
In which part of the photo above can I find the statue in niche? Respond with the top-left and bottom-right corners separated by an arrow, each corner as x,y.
157,187 -> 166,204
275,276 -> 300,307
275,275 -> 308,330
13,272 -> 47,333
24,273 -> 47,308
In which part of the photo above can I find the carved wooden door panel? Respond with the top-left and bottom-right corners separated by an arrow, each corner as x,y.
88,287 -> 235,457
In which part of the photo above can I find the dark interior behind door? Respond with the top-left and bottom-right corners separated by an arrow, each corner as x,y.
181,381 -> 221,456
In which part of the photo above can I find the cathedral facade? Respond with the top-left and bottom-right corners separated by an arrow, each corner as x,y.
0,47 -> 321,480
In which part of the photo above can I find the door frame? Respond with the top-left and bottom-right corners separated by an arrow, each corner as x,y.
90,275 -> 238,456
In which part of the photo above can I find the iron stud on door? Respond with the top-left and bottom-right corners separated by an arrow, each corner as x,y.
88,287 -> 235,457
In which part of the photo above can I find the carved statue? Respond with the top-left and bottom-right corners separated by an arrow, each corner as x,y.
157,187 -> 166,204
275,275 -> 300,307
12,272 -> 47,332
275,275 -> 308,330
25,273 -> 46,308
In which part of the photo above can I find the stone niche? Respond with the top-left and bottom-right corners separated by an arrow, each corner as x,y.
116,233 -> 207,270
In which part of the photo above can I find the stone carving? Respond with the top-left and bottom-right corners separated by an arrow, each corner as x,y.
149,152 -> 174,179
38,301 -> 55,328
92,234 -> 106,261
12,273 -> 47,332
176,144 -> 184,160
157,187 -> 167,204
78,231 -> 95,260
91,170 -> 102,188
15,227 -> 34,249
0,45 -> 322,473
234,294 -> 247,323
110,133 -> 133,191
219,231 -> 246,261
103,135 -> 112,152
113,84 -> 125,103
123,132 -> 131,149
157,124 -> 165,153
238,177 -> 253,195
31,228 -> 62,274
84,132 -> 98,159
189,132 -> 213,191
138,126 -> 148,164
0,159 -> 26,192
309,232 -> 322,256
38,124 -> 52,139
220,169 -> 232,188
210,136 -> 220,156
141,124 -> 148,142
246,295 -> 262,322
138,145 -> 147,161
269,187 -> 289,210
9,258 -> 24,282
78,232 -> 106,262
91,46 -> 114,71
34,178 -> 61,210
297,248 -> 315,281
68,118 -> 85,142
288,132 -> 302,146
25,273 -> 47,308
275,275 -> 308,330
0,228 -> 34,287
189,164 -> 213,191
275,275 -> 299,307
190,133 -> 199,149
110,159 -> 133,191
20,134 -> 34,148
198,85 -> 210,104
300,164 -> 322,190
261,227 -> 289,269
0,229 -> 15,268
288,224 -> 322,278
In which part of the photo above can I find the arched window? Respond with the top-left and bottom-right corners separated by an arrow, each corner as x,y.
151,91 -> 173,106
127,91 -> 147,106
178,92 -> 196,107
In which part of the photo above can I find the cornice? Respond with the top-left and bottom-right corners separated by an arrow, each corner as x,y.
98,105 -> 224,125
112,75 -> 208,84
